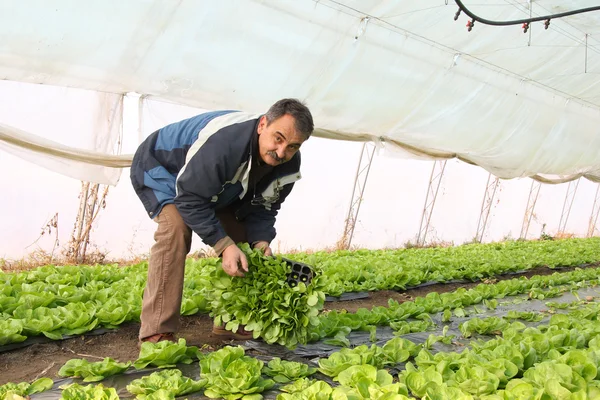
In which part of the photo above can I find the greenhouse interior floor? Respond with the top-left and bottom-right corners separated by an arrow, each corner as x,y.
0,264 -> 576,385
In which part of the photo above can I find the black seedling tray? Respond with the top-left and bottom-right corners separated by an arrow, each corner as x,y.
281,257 -> 314,287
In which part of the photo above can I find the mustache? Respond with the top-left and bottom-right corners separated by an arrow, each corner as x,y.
267,151 -> 286,163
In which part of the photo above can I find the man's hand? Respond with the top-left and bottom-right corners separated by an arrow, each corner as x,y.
222,244 -> 248,277
253,241 -> 273,256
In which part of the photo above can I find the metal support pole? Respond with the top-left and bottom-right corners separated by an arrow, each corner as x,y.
416,160 -> 447,246
520,180 -> 542,239
587,184 -> 600,237
558,179 -> 580,234
138,94 -> 148,143
475,173 -> 501,243
340,142 -> 377,249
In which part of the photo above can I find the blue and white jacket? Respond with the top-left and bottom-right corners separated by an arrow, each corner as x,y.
130,111 -> 302,250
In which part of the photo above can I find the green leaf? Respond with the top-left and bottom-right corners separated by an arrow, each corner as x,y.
26,378 -> 54,395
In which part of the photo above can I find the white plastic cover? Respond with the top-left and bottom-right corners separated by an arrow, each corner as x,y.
0,0 -> 599,184
0,121 -> 127,185
0,82 -> 125,185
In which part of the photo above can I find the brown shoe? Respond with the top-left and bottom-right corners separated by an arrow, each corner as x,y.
138,332 -> 176,348
212,324 -> 254,340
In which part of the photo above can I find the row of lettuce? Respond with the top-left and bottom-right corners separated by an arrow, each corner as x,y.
2,239 -> 600,347
4,291 -> 600,399
291,237 -> 600,296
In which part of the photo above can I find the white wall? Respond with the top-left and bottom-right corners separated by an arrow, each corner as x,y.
1,84 -> 599,261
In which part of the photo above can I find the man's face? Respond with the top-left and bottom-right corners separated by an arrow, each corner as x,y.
257,114 -> 306,166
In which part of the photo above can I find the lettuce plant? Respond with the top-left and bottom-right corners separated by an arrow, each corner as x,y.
126,369 -> 207,399
262,358 -> 317,383
59,383 -> 119,400
199,345 -> 274,400
58,357 -> 132,382
206,244 -> 327,348
134,339 -> 199,369
0,378 -> 53,398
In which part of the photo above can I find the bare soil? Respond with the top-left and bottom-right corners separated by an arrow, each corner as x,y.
0,264 -> 584,385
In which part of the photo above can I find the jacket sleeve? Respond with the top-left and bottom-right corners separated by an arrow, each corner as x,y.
174,139 -> 234,253
244,182 -> 295,245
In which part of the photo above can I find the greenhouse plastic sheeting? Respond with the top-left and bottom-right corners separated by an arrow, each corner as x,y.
0,122 -> 127,186
0,90 -> 125,185
1,0 -> 600,183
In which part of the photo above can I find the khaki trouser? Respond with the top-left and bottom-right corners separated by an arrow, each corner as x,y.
139,204 -> 247,340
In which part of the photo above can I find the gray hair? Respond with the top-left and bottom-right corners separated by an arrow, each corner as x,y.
265,98 -> 314,139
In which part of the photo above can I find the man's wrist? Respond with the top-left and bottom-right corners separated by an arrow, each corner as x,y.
214,236 -> 236,256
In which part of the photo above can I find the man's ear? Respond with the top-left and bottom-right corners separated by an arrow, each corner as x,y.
257,115 -> 267,135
